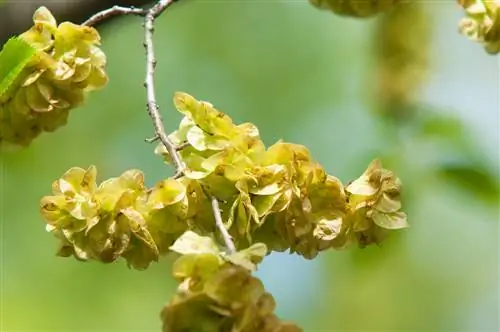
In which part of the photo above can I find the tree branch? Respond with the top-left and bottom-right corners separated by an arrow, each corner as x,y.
82,0 -> 237,253
82,5 -> 146,26
142,0 -> 185,179
211,195 -> 237,254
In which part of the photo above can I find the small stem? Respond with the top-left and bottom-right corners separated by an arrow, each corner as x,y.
142,0 -> 185,174
210,195 -> 236,254
176,141 -> 190,150
145,135 -> 160,143
82,6 -> 146,26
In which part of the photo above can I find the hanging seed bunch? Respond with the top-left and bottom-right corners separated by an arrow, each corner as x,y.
458,0 -> 500,54
309,0 -> 403,18
0,6 -> 107,147
161,231 -> 302,332
40,92 -> 409,269
345,159 -> 408,247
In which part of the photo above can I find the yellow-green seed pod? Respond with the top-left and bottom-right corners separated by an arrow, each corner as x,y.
459,0 -> 500,54
345,159 -> 408,247
0,6 -> 107,147
309,0 -> 403,18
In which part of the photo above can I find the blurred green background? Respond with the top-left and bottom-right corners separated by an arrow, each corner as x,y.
1,1 -> 499,331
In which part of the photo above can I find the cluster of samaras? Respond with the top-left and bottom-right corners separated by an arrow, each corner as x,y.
0,7 -> 107,147
40,92 -> 408,271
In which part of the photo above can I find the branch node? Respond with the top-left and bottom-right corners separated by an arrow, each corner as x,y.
173,170 -> 184,180
176,141 -> 190,150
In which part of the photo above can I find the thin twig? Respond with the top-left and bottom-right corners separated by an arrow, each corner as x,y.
210,195 -> 236,254
149,0 -> 178,18
145,135 -> 160,143
82,6 -> 146,26
143,0 -> 185,177
176,141 -> 190,150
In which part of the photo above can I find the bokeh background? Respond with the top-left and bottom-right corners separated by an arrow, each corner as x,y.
1,1 -> 499,331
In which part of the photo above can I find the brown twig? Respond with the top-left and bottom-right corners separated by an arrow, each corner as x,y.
145,135 -> 160,143
82,5 -> 146,26
175,141 -> 190,150
142,0 -> 185,179
210,195 -> 237,254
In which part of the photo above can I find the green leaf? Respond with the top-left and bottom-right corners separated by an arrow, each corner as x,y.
0,37 -> 37,103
